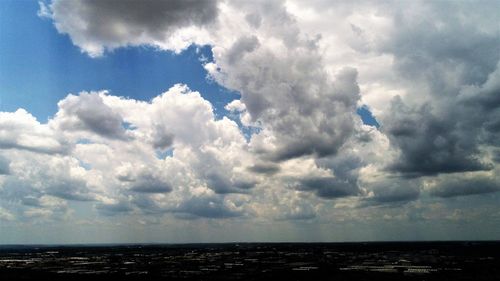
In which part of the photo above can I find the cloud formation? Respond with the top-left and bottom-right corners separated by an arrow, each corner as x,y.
0,109 -> 69,154
429,175 -> 500,198
43,0 -> 219,56
0,0 -> 498,240
52,92 -> 129,140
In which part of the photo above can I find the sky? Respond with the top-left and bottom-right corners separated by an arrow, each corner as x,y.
0,0 -> 499,244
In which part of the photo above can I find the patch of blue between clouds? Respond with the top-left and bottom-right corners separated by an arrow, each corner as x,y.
76,139 -> 93,145
156,148 -> 175,160
122,121 -> 136,131
78,160 -> 92,171
357,105 -> 380,128
240,125 -> 262,142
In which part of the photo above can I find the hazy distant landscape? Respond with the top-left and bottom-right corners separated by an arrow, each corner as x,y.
1,242 -> 499,280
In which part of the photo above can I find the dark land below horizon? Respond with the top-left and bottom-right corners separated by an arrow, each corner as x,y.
0,241 -> 499,280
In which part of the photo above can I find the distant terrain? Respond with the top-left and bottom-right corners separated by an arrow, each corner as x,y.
0,241 -> 499,280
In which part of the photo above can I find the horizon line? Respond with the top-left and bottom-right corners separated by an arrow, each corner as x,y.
1,239 -> 499,247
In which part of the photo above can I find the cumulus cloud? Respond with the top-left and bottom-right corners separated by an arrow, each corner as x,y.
115,163 -> 173,194
429,175 -> 500,198
365,2 -> 499,178
2,0 -> 497,233
297,176 -> 359,199
226,35 -> 260,64
0,83 -> 256,221
285,0 -> 499,177
247,162 -> 280,175
51,91 -> 129,140
206,5 -> 362,164
363,179 -> 421,206
0,109 -> 69,154
95,200 -> 133,216
382,96 -> 492,176
45,0 -> 219,56
1,153 -> 95,203
174,195 -> 244,219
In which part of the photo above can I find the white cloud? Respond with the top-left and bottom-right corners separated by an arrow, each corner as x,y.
0,109 -> 69,154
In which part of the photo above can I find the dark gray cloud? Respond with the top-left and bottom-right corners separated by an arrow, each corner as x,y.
297,176 -> 359,199
129,174 -> 172,194
245,12 -> 262,29
151,131 -> 174,150
47,0 -> 219,55
371,188 -> 419,204
226,35 -> 260,64
43,175 -> 95,202
95,201 -> 133,216
316,151 -> 362,183
0,156 -> 10,175
461,77 -> 500,112
205,171 -> 256,194
282,211 -> 316,221
248,162 -> 280,175
175,196 -> 243,219
313,150 -> 364,199
1,180 -> 41,207
375,2 -> 500,178
21,196 -> 43,207
47,186 -> 94,201
131,195 -> 167,214
363,180 -> 420,206
129,194 -> 244,219
0,142 -> 70,155
458,65 -> 500,147
116,167 -> 172,194
383,97 -> 492,176
54,92 -> 128,140
430,176 -> 500,198
493,151 -> 500,163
